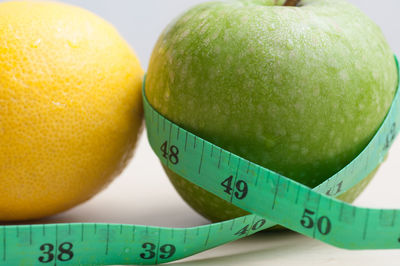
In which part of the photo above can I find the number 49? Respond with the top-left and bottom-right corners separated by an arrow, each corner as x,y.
221,176 -> 248,200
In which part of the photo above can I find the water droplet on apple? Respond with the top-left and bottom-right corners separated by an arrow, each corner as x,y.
265,138 -> 276,149
240,15 -> 249,23
181,14 -> 192,23
273,72 -> 282,83
301,147 -> 309,155
290,143 -> 299,151
294,102 -> 305,113
181,29 -> 190,39
268,23 -> 276,30
168,71 -> 175,83
237,67 -> 245,75
339,70 -> 350,81
313,87 -> 320,96
286,39 -> 294,50
211,31 -> 220,41
335,138 -> 342,147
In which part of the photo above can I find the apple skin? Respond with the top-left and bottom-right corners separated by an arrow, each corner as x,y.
146,0 -> 398,222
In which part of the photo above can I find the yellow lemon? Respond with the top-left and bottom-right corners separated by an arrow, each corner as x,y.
0,1 -> 143,221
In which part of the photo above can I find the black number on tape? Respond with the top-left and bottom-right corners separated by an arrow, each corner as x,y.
221,176 -> 248,200
140,243 -> 156,259
159,244 -> 176,259
384,122 -> 397,150
300,209 -> 315,229
235,180 -> 248,199
317,216 -> 332,235
161,141 -> 179,165
252,219 -> 266,230
234,225 -> 249,236
38,242 -> 73,263
326,181 -> 343,196
58,242 -> 74,261
235,219 -> 266,236
140,243 -> 176,260
221,176 -> 234,195
38,243 -> 54,263
300,209 -> 332,235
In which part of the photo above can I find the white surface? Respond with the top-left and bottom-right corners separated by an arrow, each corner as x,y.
3,0 -> 400,265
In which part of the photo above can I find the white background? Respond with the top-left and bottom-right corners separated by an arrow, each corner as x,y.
5,0 -> 400,265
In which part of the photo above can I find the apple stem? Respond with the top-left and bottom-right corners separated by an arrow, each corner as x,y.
283,0 -> 301,6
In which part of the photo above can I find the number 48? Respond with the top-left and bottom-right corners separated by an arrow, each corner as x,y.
160,141 -> 179,165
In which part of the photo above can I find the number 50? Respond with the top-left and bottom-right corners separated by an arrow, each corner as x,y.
300,208 -> 332,235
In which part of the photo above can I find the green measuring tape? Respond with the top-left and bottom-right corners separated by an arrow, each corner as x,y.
1,57 -> 399,265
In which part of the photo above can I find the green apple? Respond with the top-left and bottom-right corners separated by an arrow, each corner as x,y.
146,0 -> 398,222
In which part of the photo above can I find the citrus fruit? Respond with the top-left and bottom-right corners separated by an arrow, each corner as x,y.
0,1 -> 143,221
